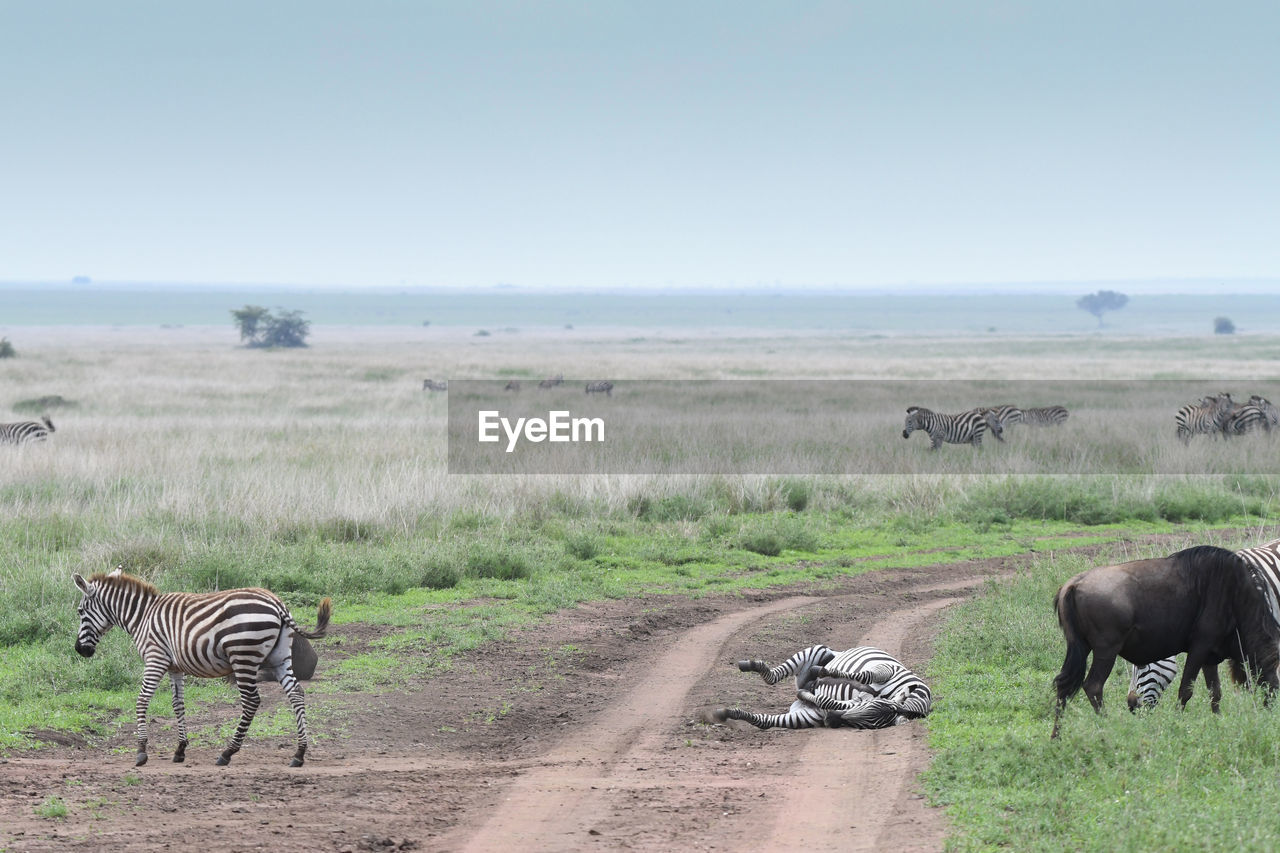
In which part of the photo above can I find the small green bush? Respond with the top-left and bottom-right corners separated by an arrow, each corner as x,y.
740,530 -> 783,557
466,546 -> 532,581
0,337 -> 15,358
564,533 -> 601,561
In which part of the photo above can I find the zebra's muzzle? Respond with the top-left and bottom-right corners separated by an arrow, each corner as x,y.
75,642 -> 95,658
901,430 -> 910,439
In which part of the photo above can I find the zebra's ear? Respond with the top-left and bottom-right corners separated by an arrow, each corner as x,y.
108,566 -> 123,578
906,406 -> 918,414
73,573 -> 90,594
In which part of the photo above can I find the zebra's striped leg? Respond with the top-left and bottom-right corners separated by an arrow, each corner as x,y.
715,699 -> 824,730
134,660 -> 167,766
170,673 -> 189,763
217,665 -> 261,766
278,670 -> 310,767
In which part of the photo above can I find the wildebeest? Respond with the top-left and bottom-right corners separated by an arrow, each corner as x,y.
422,379 -> 448,392
1051,545 -> 1280,738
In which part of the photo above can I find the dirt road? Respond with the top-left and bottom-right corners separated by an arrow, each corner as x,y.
0,559 -> 1010,852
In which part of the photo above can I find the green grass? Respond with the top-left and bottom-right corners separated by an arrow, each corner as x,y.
34,796 -> 68,820
925,546 -> 1280,851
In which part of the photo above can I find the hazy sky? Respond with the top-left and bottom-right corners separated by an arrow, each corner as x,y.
2,2 -> 1276,289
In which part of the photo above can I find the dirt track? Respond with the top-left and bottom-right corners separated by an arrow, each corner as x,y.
0,559 -> 1011,852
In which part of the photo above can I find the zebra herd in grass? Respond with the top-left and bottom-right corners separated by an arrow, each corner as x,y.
1175,391 -> 1279,442
902,404 -> 1068,450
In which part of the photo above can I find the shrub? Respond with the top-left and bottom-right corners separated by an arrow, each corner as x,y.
740,530 -> 782,557
0,338 -> 15,358
1214,316 -> 1235,335
466,546 -> 532,581
564,532 -> 601,560
779,479 -> 811,512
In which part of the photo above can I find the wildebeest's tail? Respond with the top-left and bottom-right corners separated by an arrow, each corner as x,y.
287,598 -> 331,639
1053,583 -> 1088,699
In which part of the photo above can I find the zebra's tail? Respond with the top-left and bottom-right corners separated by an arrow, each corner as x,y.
288,598 -> 331,639
41,415 -> 54,432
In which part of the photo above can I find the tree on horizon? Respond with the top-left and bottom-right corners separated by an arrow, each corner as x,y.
1076,290 -> 1129,327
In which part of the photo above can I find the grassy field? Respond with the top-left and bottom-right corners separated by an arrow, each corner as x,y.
3,325 -> 1280,846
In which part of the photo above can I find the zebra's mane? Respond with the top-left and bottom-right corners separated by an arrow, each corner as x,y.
88,570 -> 159,598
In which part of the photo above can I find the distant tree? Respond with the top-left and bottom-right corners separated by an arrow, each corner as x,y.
231,305 -> 310,348
1076,290 -> 1129,327
231,305 -> 271,345
1214,316 -> 1236,335
0,337 -> 15,358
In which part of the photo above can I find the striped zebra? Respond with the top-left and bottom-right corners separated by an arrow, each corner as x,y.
902,406 -> 999,450
979,405 -> 1024,442
0,415 -> 54,445
1224,403 -> 1274,436
1128,538 -> 1280,709
1020,405 -> 1069,426
585,381 -> 614,396
538,374 -> 564,389
422,379 -> 448,392
1250,395 -> 1280,426
1175,392 -> 1233,443
73,568 -> 331,767
709,644 -> 932,730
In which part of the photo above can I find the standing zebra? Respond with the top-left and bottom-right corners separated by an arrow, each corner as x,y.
538,374 -> 564,389
1224,403 -> 1275,436
1175,392 -> 1233,443
1128,538 -> 1280,709
585,381 -> 614,396
709,644 -> 932,730
979,405 -> 1024,442
1020,405 -> 1070,426
0,414 -> 54,445
73,568 -> 331,767
1250,395 -> 1280,426
902,406 -> 999,450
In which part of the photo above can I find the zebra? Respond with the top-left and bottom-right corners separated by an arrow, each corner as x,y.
504,380 -> 521,392
1020,405 -> 1070,426
902,406 -> 998,450
1175,392 -> 1233,443
1250,395 -> 1280,426
1224,403 -> 1275,436
538,374 -> 564,389
708,644 -> 932,730
73,567 -> 331,767
0,415 -> 54,445
585,381 -> 614,396
422,379 -> 448,392
1128,538 -> 1280,709
978,405 -> 1024,442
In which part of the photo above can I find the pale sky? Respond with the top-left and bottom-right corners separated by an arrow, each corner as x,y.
1,2 -> 1276,289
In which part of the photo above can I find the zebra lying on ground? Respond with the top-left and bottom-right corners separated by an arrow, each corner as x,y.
1175,392 -> 1233,443
585,381 -> 614,396
1128,537 -> 1280,709
422,379 -> 448,392
708,644 -> 932,730
1020,405 -> 1069,426
0,415 -> 54,445
902,406 -> 1000,450
73,568 -> 331,767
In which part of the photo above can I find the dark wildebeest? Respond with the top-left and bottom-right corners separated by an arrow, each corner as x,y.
1051,545 -> 1280,738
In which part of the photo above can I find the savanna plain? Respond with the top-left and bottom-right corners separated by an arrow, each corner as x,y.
4,324 -> 1280,851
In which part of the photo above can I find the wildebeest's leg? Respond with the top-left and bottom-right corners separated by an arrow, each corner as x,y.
217,658 -> 262,766
1202,664 -> 1223,714
170,673 -> 189,762
1082,652 -> 1117,713
1177,650 -> 1207,708
134,658 -> 167,766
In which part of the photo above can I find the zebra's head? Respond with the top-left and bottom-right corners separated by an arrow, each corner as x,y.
902,406 -> 928,439
72,567 -> 123,657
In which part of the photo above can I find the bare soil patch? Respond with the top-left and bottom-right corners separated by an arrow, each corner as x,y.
2,554 -> 1022,851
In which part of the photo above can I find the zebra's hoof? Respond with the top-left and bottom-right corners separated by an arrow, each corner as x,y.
135,752 -> 148,767
172,753 -> 185,763
215,755 -> 231,766
289,758 -> 304,768
736,660 -> 757,672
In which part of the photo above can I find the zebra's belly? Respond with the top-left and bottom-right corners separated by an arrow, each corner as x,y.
166,635 -> 277,679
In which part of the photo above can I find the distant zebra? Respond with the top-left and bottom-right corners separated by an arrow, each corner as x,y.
902,406 -> 998,450
709,644 -> 932,730
1128,538 -> 1280,709
585,381 -> 614,396
1021,405 -> 1070,426
1175,392 -> 1233,443
979,405 -> 1024,442
538,374 -> 564,389
1224,403 -> 1275,436
73,568 -> 331,767
504,380 -> 521,392
0,415 -> 54,445
1250,395 -> 1280,426
422,379 -> 448,392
